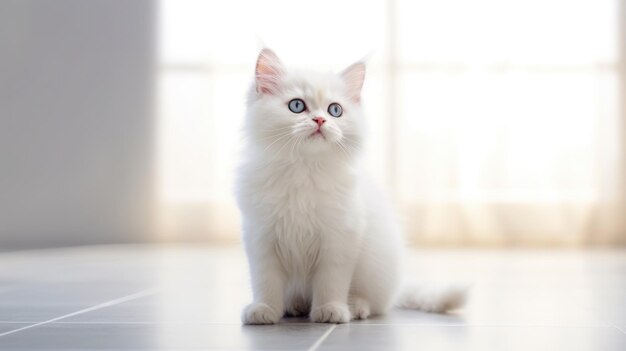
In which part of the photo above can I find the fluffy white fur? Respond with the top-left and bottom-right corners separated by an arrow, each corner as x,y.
236,49 -> 466,324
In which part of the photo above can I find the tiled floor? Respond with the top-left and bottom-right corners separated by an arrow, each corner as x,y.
0,245 -> 625,350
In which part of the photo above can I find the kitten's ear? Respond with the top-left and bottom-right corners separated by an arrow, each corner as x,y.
255,48 -> 284,95
341,62 -> 366,103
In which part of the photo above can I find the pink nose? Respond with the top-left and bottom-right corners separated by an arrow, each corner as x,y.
313,117 -> 326,127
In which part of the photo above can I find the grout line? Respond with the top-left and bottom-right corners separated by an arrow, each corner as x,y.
307,324 -> 337,351
615,325 -> 626,335
52,321 -> 249,325
0,288 -> 157,338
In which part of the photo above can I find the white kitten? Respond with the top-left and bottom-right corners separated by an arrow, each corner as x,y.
236,49 -> 466,324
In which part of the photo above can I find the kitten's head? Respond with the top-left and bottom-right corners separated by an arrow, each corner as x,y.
244,49 -> 366,161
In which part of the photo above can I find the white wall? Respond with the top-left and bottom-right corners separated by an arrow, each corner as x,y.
0,0 -> 155,249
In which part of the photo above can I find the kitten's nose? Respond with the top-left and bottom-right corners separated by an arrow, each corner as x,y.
312,117 -> 326,127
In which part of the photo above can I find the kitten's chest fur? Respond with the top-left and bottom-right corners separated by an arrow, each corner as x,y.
242,159 -> 357,274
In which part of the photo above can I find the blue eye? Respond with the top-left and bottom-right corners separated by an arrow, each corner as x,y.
288,98 -> 306,113
328,103 -> 343,117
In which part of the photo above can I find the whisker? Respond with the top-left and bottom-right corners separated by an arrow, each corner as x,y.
262,132 -> 294,153
290,135 -> 303,162
256,131 -> 292,142
256,125 -> 295,133
340,135 -> 360,145
273,134 -> 297,160
335,140 -> 352,160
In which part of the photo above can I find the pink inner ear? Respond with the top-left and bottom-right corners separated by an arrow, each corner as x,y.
256,49 -> 284,95
341,62 -> 366,102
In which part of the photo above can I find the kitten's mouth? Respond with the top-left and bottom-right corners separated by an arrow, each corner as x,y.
310,130 -> 325,139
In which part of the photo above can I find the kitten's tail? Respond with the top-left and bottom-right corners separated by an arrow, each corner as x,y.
395,283 -> 469,313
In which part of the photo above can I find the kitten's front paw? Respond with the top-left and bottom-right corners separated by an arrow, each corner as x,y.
242,302 -> 280,325
310,302 -> 350,324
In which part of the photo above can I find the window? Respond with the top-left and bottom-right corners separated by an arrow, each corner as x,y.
158,0 -> 624,245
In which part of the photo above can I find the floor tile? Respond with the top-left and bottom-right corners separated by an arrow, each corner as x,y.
64,293 -> 245,324
0,322 -> 332,350
1,245 -> 626,350
0,283 -> 153,322
318,325 -> 626,351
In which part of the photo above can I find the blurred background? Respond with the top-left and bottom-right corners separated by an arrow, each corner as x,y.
1,0 -> 624,250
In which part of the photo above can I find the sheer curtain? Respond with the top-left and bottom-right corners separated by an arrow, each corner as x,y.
157,0 -> 626,246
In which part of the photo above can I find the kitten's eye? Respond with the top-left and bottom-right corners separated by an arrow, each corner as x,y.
288,98 -> 306,113
328,103 -> 343,118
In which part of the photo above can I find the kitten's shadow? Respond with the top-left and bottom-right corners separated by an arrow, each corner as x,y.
359,308 -> 467,325
278,308 -> 466,325
280,315 -> 311,324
